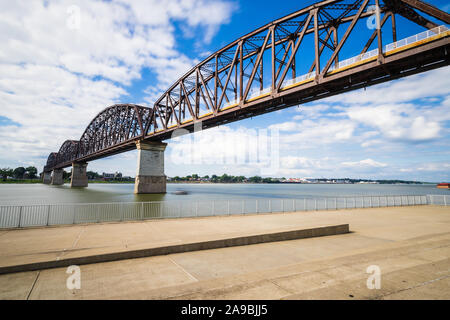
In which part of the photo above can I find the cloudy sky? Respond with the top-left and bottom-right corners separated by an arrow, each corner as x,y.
1,0 -> 449,182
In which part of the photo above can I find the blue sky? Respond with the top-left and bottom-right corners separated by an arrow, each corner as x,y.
0,0 -> 449,182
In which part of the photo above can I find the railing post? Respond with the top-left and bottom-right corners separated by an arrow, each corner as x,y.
369,197 -> 372,208
269,199 -> 272,212
242,200 -> 245,214
335,198 -> 337,210
212,200 -> 215,216
18,206 -> 22,228
227,200 -> 230,215
445,195 -> 448,206
256,199 -> 258,214
304,198 -> 307,211
281,199 -> 284,212
345,197 -> 347,209
46,205 -> 50,226
293,199 -> 296,212
314,199 -> 317,211
195,201 -> 198,217
141,202 -> 144,220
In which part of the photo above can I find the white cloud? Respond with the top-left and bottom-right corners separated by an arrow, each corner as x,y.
293,104 -> 330,120
346,103 -> 443,142
0,0 -> 236,170
276,119 -> 356,147
341,159 -> 387,168
416,162 -> 450,172
324,67 -> 450,105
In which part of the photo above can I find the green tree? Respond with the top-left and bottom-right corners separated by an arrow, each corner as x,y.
0,168 -> 14,181
86,171 -> 100,180
63,170 -> 72,180
13,167 -> 26,179
25,166 -> 38,179
248,176 -> 262,183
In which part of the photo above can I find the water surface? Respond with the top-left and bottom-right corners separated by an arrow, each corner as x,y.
0,183 -> 447,205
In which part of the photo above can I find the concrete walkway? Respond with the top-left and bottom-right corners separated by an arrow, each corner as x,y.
0,205 -> 449,299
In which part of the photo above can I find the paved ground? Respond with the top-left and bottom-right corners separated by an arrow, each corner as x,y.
0,205 -> 449,299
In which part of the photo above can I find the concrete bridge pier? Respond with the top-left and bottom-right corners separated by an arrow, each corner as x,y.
71,162 -> 88,188
42,171 -> 52,184
134,141 -> 167,194
51,169 -> 64,185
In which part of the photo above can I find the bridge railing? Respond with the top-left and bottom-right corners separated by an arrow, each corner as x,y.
384,25 -> 449,53
329,25 -> 449,73
0,194 -> 448,229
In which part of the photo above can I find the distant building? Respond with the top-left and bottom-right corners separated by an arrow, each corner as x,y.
102,172 -> 123,180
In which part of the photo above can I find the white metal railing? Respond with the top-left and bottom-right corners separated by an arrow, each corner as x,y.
222,98 -> 239,109
247,86 -> 271,101
428,194 -> 449,206
0,194 -> 447,229
384,25 -> 448,53
282,72 -> 315,88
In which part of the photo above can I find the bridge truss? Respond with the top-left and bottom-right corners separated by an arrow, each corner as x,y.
45,0 -> 450,172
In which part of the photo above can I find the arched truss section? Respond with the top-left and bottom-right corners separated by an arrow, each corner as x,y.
57,140 -> 80,165
45,104 -> 153,170
150,0 -> 449,137
45,152 -> 58,171
78,104 -> 153,159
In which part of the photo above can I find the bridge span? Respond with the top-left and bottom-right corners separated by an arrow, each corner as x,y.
43,0 -> 450,193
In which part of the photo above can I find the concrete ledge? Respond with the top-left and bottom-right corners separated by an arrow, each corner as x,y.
0,224 -> 349,275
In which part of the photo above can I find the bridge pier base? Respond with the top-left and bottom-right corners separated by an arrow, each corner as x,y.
134,141 -> 167,194
51,169 -> 64,185
71,162 -> 88,188
42,171 -> 52,184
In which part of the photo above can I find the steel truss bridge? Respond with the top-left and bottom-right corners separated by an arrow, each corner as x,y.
44,0 -> 450,172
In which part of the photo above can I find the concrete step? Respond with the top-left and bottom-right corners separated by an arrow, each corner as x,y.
111,231 -> 450,300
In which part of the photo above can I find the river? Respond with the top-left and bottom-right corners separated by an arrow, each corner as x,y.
0,183 -> 448,205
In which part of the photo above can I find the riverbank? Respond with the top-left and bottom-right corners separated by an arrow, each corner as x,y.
0,179 -> 41,184
0,205 -> 448,299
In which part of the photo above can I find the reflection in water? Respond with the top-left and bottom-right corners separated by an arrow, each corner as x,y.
0,183 -> 447,205
172,190 -> 189,195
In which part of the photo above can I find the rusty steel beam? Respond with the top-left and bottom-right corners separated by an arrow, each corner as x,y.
399,0 -> 450,24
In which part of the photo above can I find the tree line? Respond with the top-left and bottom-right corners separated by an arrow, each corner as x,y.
0,166 -> 38,181
171,174 -> 283,183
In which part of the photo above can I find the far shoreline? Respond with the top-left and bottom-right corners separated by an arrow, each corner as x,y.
0,180 -> 437,185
